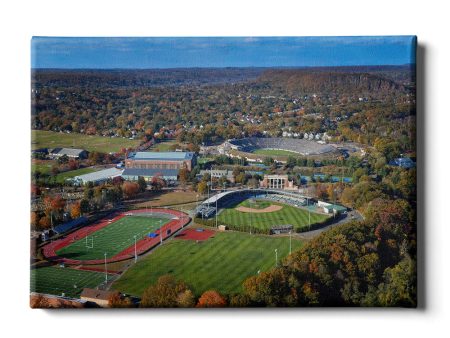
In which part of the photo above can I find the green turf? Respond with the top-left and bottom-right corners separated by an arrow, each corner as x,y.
30,266 -> 116,298
252,148 -> 300,157
31,130 -> 141,153
57,215 -> 169,260
54,167 -> 98,183
112,231 -> 303,296
218,200 -> 329,232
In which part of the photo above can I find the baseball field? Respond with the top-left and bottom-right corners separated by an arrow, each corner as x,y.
217,199 -> 329,232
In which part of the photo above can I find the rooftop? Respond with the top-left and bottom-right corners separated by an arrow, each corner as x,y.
50,148 -> 86,157
122,168 -> 179,177
74,167 -> 123,182
80,288 -> 119,301
129,151 -> 194,161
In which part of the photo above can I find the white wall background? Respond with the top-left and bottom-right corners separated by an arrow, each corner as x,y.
0,1 -> 447,337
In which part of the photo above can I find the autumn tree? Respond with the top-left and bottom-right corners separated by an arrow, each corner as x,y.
109,293 -> 134,308
122,181 -> 140,199
140,275 -> 193,308
176,289 -> 196,308
38,216 -> 51,229
79,199 -> 90,214
178,168 -> 189,185
196,290 -> 227,308
150,174 -> 166,191
137,176 -> 147,192
197,181 -> 208,195
70,202 -> 81,219
30,211 -> 40,228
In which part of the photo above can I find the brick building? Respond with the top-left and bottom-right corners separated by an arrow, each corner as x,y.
125,151 -> 196,171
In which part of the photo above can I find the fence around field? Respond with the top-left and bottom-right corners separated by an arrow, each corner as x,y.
42,208 -> 190,265
194,213 -> 337,235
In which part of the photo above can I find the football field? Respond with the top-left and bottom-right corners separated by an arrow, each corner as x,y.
112,230 -> 303,297
57,215 -> 169,260
31,266 -> 116,298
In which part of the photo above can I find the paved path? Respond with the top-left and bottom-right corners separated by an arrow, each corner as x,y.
296,209 -> 364,240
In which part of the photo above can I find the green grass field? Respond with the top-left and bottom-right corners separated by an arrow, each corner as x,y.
31,266 -> 116,298
218,200 -> 329,232
57,215 -> 169,260
54,167 -> 98,183
32,130 -> 141,153
112,231 -> 303,296
149,140 -> 178,151
31,162 -> 55,175
252,148 -> 300,157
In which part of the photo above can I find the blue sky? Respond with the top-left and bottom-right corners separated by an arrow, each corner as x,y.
31,36 -> 416,69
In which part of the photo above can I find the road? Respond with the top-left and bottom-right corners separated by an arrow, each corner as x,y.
296,209 -> 364,240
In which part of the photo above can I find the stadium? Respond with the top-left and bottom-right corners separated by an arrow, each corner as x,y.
227,137 -> 340,157
42,208 -> 190,265
195,189 -> 335,234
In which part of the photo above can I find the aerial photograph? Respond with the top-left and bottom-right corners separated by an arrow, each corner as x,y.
30,36 -> 417,308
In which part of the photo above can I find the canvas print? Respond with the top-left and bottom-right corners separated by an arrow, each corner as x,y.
30,36 -> 417,308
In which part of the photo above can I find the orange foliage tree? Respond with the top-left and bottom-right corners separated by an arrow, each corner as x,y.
196,290 -> 227,308
122,181 -> 140,199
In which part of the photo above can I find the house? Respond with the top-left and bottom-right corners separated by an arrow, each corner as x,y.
198,169 -> 235,183
80,288 -> 120,308
389,157 -> 415,169
49,148 -> 89,159
317,201 -> 347,215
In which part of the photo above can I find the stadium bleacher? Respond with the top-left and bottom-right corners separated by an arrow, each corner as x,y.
228,137 -> 336,156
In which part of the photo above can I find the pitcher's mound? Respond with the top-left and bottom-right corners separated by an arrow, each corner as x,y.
235,204 -> 283,213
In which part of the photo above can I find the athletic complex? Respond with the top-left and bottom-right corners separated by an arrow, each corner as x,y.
42,208 -> 190,265
226,137 -> 340,157
195,188 -> 340,234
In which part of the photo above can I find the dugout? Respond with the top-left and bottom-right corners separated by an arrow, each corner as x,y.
270,224 -> 293,235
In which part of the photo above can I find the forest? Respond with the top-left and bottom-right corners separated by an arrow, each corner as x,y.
31,66 -> 415,152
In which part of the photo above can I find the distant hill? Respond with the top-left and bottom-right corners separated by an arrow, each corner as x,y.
257,66 -> 413,96
31,68 -> 265,89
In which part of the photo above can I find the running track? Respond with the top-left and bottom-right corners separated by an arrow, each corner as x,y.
42,209 -> 190,265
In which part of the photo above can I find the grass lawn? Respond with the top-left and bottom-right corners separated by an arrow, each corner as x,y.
57,215 -> 169,260
197,157 -> 214,165
32,130 -> 140,153
30,266 -> 116,298
112,231 -> 303,296
133,190 -> 201,208
218,200 -> 329,232
31,161 -> 55,174
54,167 -> 98,183
149,140 -> 178,152
252,148 -> 300,157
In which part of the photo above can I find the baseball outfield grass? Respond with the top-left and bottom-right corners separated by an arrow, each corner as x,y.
217,199 -> 330,232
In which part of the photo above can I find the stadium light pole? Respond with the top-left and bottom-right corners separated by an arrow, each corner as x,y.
159,220 -> 163,244
134,235 -> 137,263
289,231 -> 292,255
207,181 -> 211,204
104,253 -> 108,283
215,196 -> 218,228
275,249 -> 278,267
